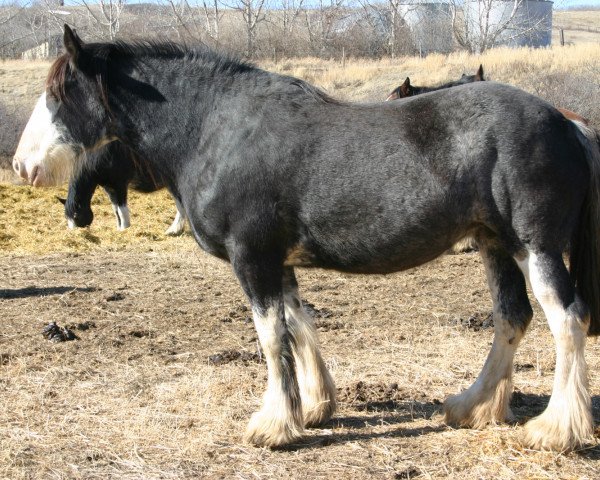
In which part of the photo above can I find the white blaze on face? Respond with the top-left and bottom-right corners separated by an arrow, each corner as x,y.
12,92 -> 79,187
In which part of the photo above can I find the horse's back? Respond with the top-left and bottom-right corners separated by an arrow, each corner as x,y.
285,83 -> 589,270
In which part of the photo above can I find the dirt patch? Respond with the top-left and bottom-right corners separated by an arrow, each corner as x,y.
449,311 -> 494,331
339,380 -> 442,414
208,349 -> 263,366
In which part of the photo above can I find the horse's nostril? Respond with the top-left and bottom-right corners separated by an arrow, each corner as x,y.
30,165 -> 40,185
12,159 -> 20,173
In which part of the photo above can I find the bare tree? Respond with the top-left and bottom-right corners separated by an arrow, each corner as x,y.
304,0 -> 345,57
64,0 -> 127,40
281,0 -> 304,37
221,0 -> 268,57
0,1 -> 35,54
202,0 -> 223,43
451,0 -> 551,53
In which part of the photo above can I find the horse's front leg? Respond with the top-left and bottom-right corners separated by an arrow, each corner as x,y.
232,249 -> 304,448
283,268 -> 336,427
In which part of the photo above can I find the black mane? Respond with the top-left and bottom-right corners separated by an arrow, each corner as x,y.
49,39 -> 336,107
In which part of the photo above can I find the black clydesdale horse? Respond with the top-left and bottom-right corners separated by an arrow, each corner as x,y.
13,27 -> 600,452
59,140 -> 186,234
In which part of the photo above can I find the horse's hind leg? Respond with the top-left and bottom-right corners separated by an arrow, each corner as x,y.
283,268 -> 336,427
232,249 -> 304,447
515,250 -> 592,451
444,243 -> 532,427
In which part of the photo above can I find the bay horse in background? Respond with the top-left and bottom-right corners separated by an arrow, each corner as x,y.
60,140 -> 186,234
386,64 -> 591,127
386,64 -> 485,101
13,26 -> 600,452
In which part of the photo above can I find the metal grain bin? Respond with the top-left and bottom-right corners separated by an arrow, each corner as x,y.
465,0 -> 553,51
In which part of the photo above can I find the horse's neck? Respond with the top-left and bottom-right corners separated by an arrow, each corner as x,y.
112,62 -> 216,175
417,86 -> 436,94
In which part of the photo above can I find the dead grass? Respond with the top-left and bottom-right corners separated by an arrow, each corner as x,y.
554,10 -> 600,45
1,251 -> 599,479
262,42 -> 600,105
0,183 -> 193,255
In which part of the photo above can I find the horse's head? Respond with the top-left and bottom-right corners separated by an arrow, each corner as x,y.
56,196 -> 94,228
13,26 -> 116,187
385,65 -> 485,102
385,77 -> 414,101
460,64 -> 485,84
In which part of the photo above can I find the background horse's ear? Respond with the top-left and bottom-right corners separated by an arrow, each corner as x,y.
476,64 -> 484,81
63,24 -> 83,67
399,77 -> 411,97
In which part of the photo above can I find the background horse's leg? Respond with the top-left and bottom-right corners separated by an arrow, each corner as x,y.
233,249 -> 304,447
516,250 -> 593,451
445,243 -> 532,427
165,199 -> 186,236
103,185 -> 130,230
283,268 -> 336,427
64,174 -> 96,228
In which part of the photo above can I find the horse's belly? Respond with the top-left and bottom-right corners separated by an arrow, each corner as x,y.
286,222 -> 465,274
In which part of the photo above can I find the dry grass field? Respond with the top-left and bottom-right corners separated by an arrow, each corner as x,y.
2,25 -> 600,480
554,10 -> 600,45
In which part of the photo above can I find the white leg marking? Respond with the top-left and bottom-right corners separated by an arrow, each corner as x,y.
445,254 -> 523,427
111,203 -> 121,230
245,306 -> 303,447
515,252 -> 592,451
116,205 -> 131,230
165,210 -> 185,235
284,293 -> 337,427
66,218 -> 76,229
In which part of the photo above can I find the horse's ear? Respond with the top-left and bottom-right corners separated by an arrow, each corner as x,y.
476,64 -> 484,81
56,196 -> 67,205
399,77 -> 411,97
71,28 -> 81,42
63,24 -> 83,67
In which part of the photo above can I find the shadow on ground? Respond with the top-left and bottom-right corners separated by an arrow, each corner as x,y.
0,286 -> 99,299
281,393 -> 600,452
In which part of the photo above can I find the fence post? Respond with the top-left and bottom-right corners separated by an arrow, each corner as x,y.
560,28 -> 564,46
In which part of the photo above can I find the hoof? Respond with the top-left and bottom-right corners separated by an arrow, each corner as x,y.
244,409 -> 304,448
444,389 -> 511,429
165,226 -> 184,236
303,397 -> 336,428
521,412 -> 592,452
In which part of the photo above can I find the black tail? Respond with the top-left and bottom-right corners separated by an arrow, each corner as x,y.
570,120 -> 600,335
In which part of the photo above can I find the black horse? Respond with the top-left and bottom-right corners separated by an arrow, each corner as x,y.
386,65 -> 484,101
387,66 -> 486,253
13,27 -> 600,452
58,140 -> 186,234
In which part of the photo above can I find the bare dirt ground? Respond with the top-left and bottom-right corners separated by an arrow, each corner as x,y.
2,245 -> 600,479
